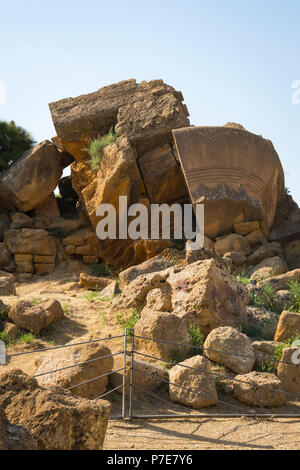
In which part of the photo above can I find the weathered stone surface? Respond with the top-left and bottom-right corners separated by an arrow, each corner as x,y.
2,321 -> 21,340
245,306 -> 278,340
271,207 -> 300,244
0,214 -> 10,242
283,240 -> 300,270
145,288 -> 172,312
5,229 -> 56,256
223,251 -> 246,266
111,356 -> 168,397
119,256 -> 172,288
272,290 -> 294,313
34,193 -> 60,218
249,256 -> 287,281
79,273 -> 111,291
10,212 -> 34,229
0,243 -> 14,270
135,310 -> 191,361
247,242 -> 282,266
252,340 -> 282,363
169,260 -> 249,335
14,253 -> 33,262
35,338 -> 113,399
138,144 -> 187,204
245,230 -> 267,247
233,372 -> 285,407
0,277 -> 16,296
173,126 -> 284,239
274,311 -> 300,341
277,348 -> 300,394
204,326 -> 255,374
0,406 -> 37,450
34,255 -> 56,263
257,268 -> 300,292
169,355 -> 218,408
34,263 -> 56,276
0,141 -> 65,212
234,221 -> 260,236
0,369 -> 111,450
9,299 -> 64,335
49,79 -> 189,160
215,233 -> 251,256
111,269 -> 172,314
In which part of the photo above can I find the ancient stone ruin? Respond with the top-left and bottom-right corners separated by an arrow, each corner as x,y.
0,78 -> 298,277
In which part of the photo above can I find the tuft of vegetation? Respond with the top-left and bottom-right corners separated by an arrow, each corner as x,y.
18,333 -> 35,344
236,266 -> 252,286
90,263 -> 111,277
84,291 -> 100,302
31,298 -> 43,306
84,127 -> 117,171
117,308 -> 141,339
62,303 -> 71,313
249,283 -> 276,311
0,120 -> 35,174
188,323 -> 205,356
287,280 -> 300,312
255,359 -> 277,374
0,331 -> 12,346
274,334 -> 300,361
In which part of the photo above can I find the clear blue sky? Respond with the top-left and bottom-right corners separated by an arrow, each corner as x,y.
1,0 -> 300,202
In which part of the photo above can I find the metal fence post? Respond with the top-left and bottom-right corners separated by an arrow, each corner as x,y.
0,340 -> 6,365
122,329 -> 128,419
128,328 -> 135,420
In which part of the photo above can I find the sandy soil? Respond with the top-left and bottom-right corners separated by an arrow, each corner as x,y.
1,266 -> 300,450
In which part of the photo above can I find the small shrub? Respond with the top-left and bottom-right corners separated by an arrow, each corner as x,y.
90,263 -> 111,277
188,323 -> 205,354
62,303 -> 71,312
31,298 -> 43,306
18,333 -> 35,344
287,280 -> 300,312
274,334 -> 300,361
85,291 -> 100,302
236,266 -> 252,286
0,331 -> 12,345
117,308 -> 141,339
84,127 -> 117,171
249,283 -> 276,311
255,359 -> 277,374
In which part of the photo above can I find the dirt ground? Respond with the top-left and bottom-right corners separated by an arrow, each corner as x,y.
1,266 -> 300,450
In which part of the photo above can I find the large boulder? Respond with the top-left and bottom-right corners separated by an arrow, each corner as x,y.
274,311 -> 300,342
233,372 -> 286,407
5,229 -> 56,256
169,259 -> 249,335
246,242 -> 283,266
283,240 -> 300,270
169,355 -> 218,408
0,369 -> 111,450
172,126 -> 284,239
257,268 -> 300,292
134,310 -> 191,361
119,256 -> 172,288
249,256 -> 287,281
8,299 -> 64,335
110,355 -> 168,397
35,338 -> 114,399
50,79 -> 190,268
215,233 -> 251,256
277,348 -> 300,394
0,407 -> 37,450
245,306 -> 278,340
0,277 -> 16,296
49,79 -> 189,161
0,141 -> 65,212
203,326 -> 255,374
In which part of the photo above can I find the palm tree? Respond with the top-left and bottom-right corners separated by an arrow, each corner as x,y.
0,120 -> 35,174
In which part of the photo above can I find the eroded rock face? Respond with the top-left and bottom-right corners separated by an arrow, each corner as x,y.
169,355 -> 218,408
277,348 -> 300,394
0,369 -> 111,450
245,306 -> 278,340
203,326 -> 255,374
0,141 -> 65,212
173,126 -> 284,239
8,299 -> 64,335
134,310 -> 191,361
0,407 -> 37,450
169,259 -> 249,335
35,338 -> 114,399
233,372 -> 286,407
119,256 -> 172,288
274,311 -> 300,341
249,256 -> 287,281
49,79 -> 189,161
